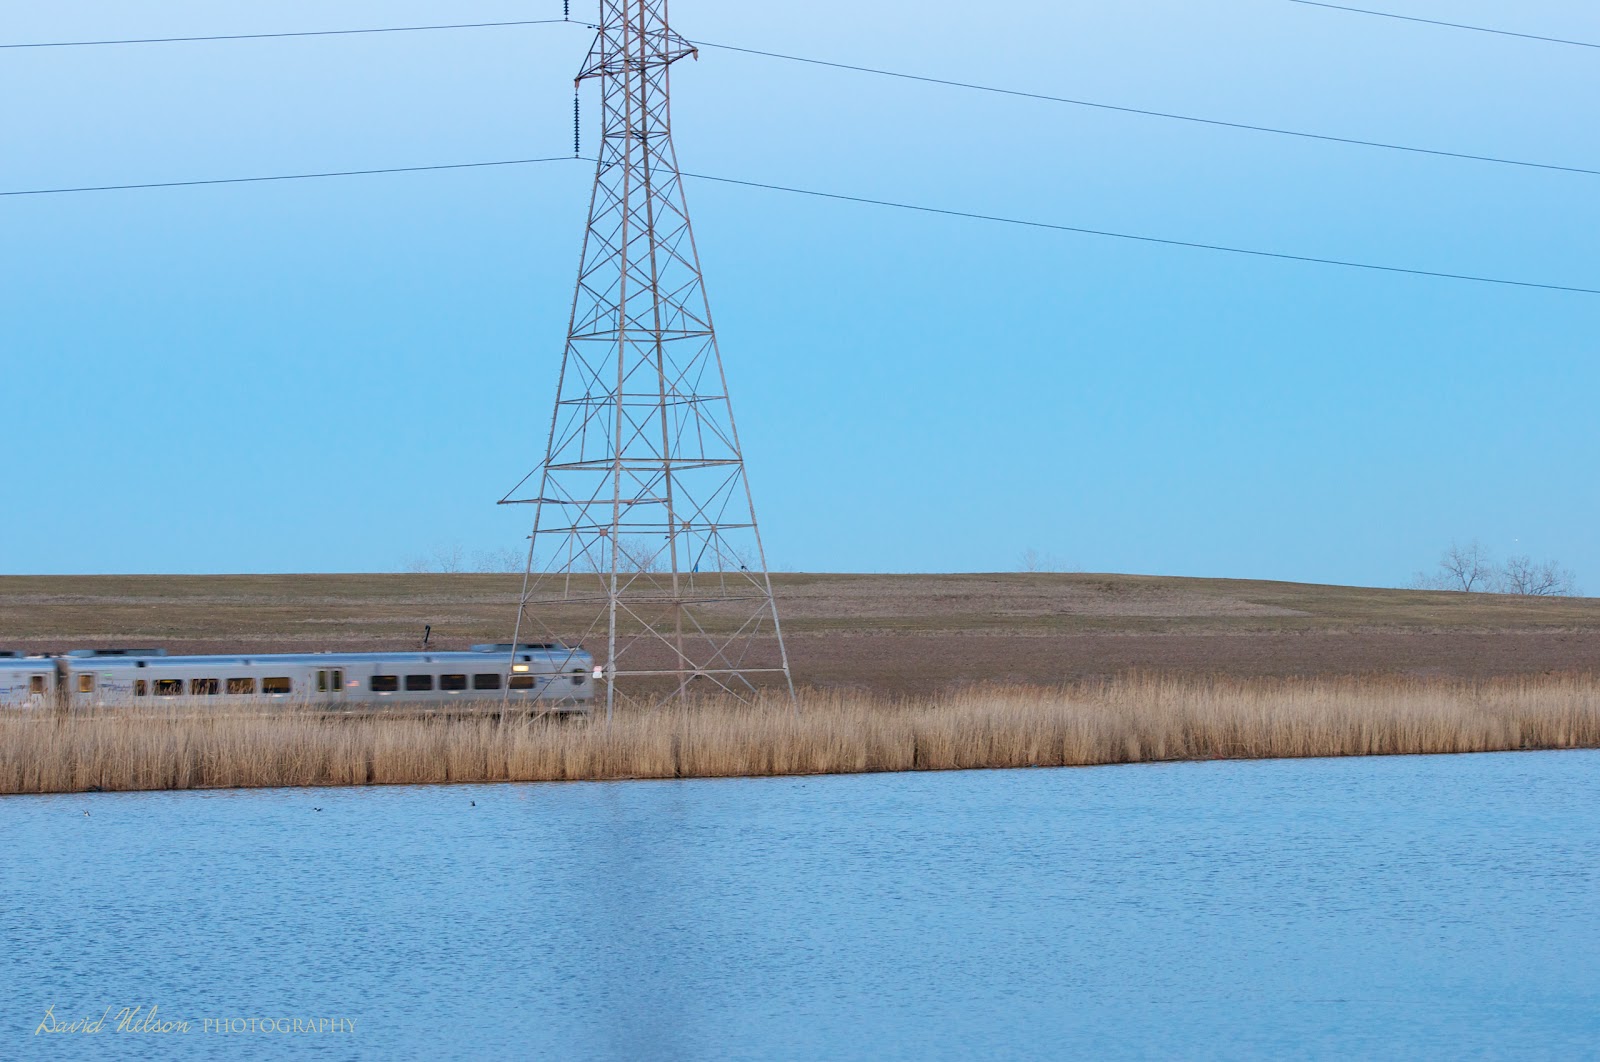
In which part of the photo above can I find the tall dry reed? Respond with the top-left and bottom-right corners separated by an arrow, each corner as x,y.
3,674 -> 1599,796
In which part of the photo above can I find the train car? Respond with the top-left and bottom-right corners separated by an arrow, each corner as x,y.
58,643 -> 595,712
0,653 -> 57,709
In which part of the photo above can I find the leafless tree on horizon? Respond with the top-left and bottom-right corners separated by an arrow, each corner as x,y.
1413,540 -> 1494,592
1018,547 -> 1074,574
1412,539 -> 1578,597
404,543 -> 525,574
1495,555 -> 1578,597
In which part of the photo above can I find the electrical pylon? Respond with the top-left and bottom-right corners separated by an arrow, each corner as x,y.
501,0 -> 794,717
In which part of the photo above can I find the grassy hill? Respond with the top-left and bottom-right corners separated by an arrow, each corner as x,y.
4,572 -> 1598,690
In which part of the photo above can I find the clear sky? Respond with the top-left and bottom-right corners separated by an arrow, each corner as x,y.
3,0 -> 1597,584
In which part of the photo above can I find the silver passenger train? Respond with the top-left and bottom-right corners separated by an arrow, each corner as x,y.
0,644 -> 595,711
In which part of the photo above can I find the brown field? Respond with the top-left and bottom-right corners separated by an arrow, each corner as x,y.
4,572 -> 1600,692
5,675 -> 1598,796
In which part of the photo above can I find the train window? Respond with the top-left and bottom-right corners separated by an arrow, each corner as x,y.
78,674 -> 95,694
332,670 -> 344,690
190,678 -> 220,696
509,675 -> 537,691
473,674 -> 502,691
154,679 -> 183,696
370,675 -> 399,693
405,675 -> 434,692
262,677 -> 292,694
30,676 -> 45,695
134,680 -> 147,697
440,674 -> 468,692
316,670 -> 328,693
227,678 -> 255,695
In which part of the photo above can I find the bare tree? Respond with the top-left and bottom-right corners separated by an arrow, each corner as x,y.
1018,547 -> 1071,574
1413,539 -> 1580,597
431,543 -> 467,574
613,535 -> 666,574
472,547 -> 525,574
550,536 -> 755,575
403,542 -> 470,574
1425,540 -> 1494,592
1494,556 -> 1578,597
713,544 -> 756,573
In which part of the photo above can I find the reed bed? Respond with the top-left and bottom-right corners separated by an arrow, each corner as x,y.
4,674 -> 1600,796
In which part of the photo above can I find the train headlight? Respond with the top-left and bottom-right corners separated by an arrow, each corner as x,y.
512,664 -> 530,673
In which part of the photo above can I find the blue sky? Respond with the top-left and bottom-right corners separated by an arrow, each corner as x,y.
3,0 -> 1597,584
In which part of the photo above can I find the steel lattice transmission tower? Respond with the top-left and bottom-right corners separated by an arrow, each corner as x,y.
501,0 -> 793,715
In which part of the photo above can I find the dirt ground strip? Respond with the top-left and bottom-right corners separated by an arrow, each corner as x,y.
3,572 -> 1599,693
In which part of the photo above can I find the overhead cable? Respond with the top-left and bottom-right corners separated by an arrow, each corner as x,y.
690,39 -> 1600,180
7,19 -> 1591,180
0,158 -> 578,196
2,155 -> 1592,296
679,170 -> 1600,297
1285,1 -> 1600,50
0,19 -> 573,49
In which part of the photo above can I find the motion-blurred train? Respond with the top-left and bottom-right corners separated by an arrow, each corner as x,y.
0,643 -> 595,712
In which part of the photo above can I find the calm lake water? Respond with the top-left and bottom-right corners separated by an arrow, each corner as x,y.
3,751 -> 1598,1060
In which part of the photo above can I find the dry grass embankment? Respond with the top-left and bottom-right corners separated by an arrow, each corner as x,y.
4,674 -> 1599,796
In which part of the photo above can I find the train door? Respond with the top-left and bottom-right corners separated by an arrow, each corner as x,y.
315,668 -> 346,704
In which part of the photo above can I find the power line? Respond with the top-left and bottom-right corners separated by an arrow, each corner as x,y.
0,19 -> 573,50
1285,1 -> 1600,50
8,19 -> 1591,181
679,170 -> 1600,297
0,158 -> 579,196
1,155 -> 1591,296
691,39 -> 1600,180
